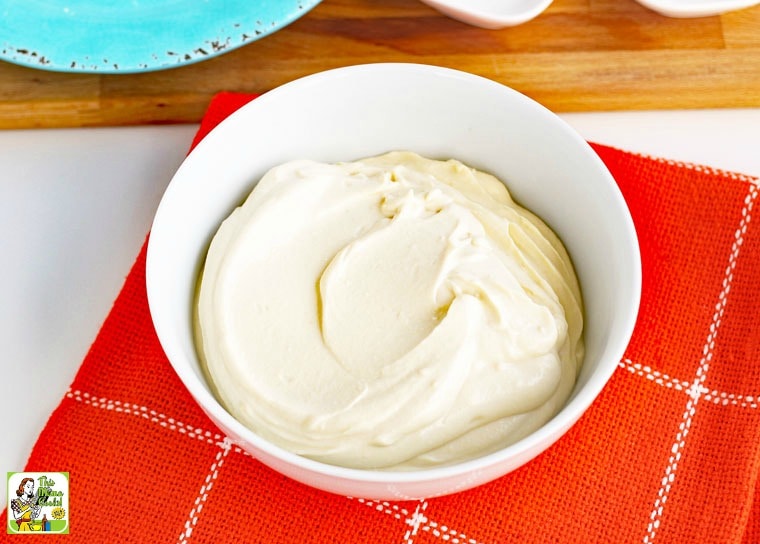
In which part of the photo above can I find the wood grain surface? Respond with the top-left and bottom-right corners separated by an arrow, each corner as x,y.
1,0 -> 759,128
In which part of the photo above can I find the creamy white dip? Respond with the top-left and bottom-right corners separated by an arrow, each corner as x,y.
196,151 -> 584,470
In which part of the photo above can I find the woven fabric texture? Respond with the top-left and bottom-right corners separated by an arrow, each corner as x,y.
2,92 -> 759,544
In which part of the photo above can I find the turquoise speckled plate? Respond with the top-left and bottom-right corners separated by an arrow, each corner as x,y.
0,0 -> 322,73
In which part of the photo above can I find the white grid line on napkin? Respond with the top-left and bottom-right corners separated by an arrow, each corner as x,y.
641,182 -> 758,544
177,438 -> 231,544
619,359 -> 759,409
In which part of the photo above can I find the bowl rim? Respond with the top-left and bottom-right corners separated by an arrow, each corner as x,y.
146,62 -> 642,485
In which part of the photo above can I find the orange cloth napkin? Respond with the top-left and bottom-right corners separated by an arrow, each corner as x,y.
3,92 -> 760,543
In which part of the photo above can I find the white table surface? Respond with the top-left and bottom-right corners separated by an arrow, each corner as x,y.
2,109 -> 759,511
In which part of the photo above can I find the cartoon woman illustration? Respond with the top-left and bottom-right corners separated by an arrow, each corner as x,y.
10,478 -> 42,531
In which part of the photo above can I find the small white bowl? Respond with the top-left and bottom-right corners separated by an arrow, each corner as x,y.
419,0 -> 553,28
146,63 -> 641,500
633,0 -> 758,17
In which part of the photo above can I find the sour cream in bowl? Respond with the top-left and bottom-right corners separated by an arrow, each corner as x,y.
146,63 -> 641,500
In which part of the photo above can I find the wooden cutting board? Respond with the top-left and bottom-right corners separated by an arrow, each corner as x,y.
1,0 -> 759,128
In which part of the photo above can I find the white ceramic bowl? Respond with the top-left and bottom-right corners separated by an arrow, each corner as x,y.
632,0 -> 758,17
419,0 -> 553,28
146,63 -> 641,500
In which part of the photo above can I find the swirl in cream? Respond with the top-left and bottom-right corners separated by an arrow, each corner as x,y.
196,151 -> 584,470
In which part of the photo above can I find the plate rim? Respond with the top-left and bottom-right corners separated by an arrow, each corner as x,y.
0,0 -> 322,74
